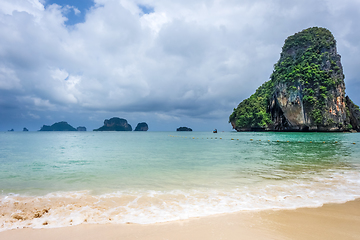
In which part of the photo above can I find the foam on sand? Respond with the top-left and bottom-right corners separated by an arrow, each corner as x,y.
1,169 -> 360,232
1,199 -> 360,240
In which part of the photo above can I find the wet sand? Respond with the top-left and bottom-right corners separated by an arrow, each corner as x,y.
2,199 -> 360,240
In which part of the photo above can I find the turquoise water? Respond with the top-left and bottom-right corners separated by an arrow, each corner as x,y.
0,131 -> 360,230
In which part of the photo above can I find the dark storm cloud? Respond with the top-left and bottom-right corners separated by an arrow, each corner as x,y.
0,0 -> 360,131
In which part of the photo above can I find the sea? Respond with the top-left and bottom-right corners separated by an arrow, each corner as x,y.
0,131 -> 359,231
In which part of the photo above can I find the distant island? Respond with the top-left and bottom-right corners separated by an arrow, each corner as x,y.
23,128 -> 29,131
37,118 -> 148,132
134,122 -> 148,131
177,127 -> 192,131
229,27 -> 360,132
40,121 -> 77,131
39,121 -> 86,131
77,126 -> 87,131
94,117 -> 132,131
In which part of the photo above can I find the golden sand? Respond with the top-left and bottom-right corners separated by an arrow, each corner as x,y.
1,199 -> 360,240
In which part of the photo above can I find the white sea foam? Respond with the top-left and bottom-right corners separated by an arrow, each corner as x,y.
1,169 -> 360,232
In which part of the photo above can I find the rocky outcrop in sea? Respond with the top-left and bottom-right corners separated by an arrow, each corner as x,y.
134,122 -> 148,131
93,117 -> 132,131
39,121 -> 77,131
77,126 -> 87,131
176,127 -> 192,131
230,27 -> 360,132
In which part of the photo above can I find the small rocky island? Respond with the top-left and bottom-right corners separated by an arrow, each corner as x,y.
134,122 -> 149,131
23,128 -> 29,131
77,126 -> 87,131
39,121 -> 77,131
230,27 -> 360,132
94,117 -> 132,131
177,127 -> 192,131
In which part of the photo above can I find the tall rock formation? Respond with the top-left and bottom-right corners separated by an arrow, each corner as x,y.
229,27 -> 360,132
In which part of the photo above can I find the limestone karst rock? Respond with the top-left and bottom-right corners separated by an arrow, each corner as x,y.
39,121 -> 77,131
94,117 -> 132,131
229,27 -> 360,132
134,122 -> 149,131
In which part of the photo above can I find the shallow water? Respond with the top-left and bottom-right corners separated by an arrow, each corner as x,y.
0,131 -> 359,230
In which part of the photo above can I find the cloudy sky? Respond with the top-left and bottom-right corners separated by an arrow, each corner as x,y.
1,0 -> 360,131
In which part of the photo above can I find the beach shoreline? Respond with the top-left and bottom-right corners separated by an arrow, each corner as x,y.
2,198 -> 360,240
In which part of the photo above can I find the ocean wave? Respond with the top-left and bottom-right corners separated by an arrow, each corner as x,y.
1,169 -> 360,232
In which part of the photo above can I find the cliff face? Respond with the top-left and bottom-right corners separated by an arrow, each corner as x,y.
230,27 -> 360,132
94,117 -> 132,131
346,96 -> 360,131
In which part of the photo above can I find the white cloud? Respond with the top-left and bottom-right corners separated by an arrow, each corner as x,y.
61,5 -> 81,16
0,66 -> 21,90
140,12 -> 168,34
72,6 -> 80,15
17,96 -> 56,110
1,0 -> 360,131
28,112 -> 40,119
0,0 -> 44,16
155,113 -> 180,121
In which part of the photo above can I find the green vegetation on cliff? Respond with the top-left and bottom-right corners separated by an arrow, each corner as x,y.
230,27 -> 359,131
271,27 -> 343,125
346,97 -> 360,131
229,81 -> 273,128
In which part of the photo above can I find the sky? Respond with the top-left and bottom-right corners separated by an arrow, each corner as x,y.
0,0 -> 360,131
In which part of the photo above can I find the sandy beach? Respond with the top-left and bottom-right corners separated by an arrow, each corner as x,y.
2,198 -> 360,240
